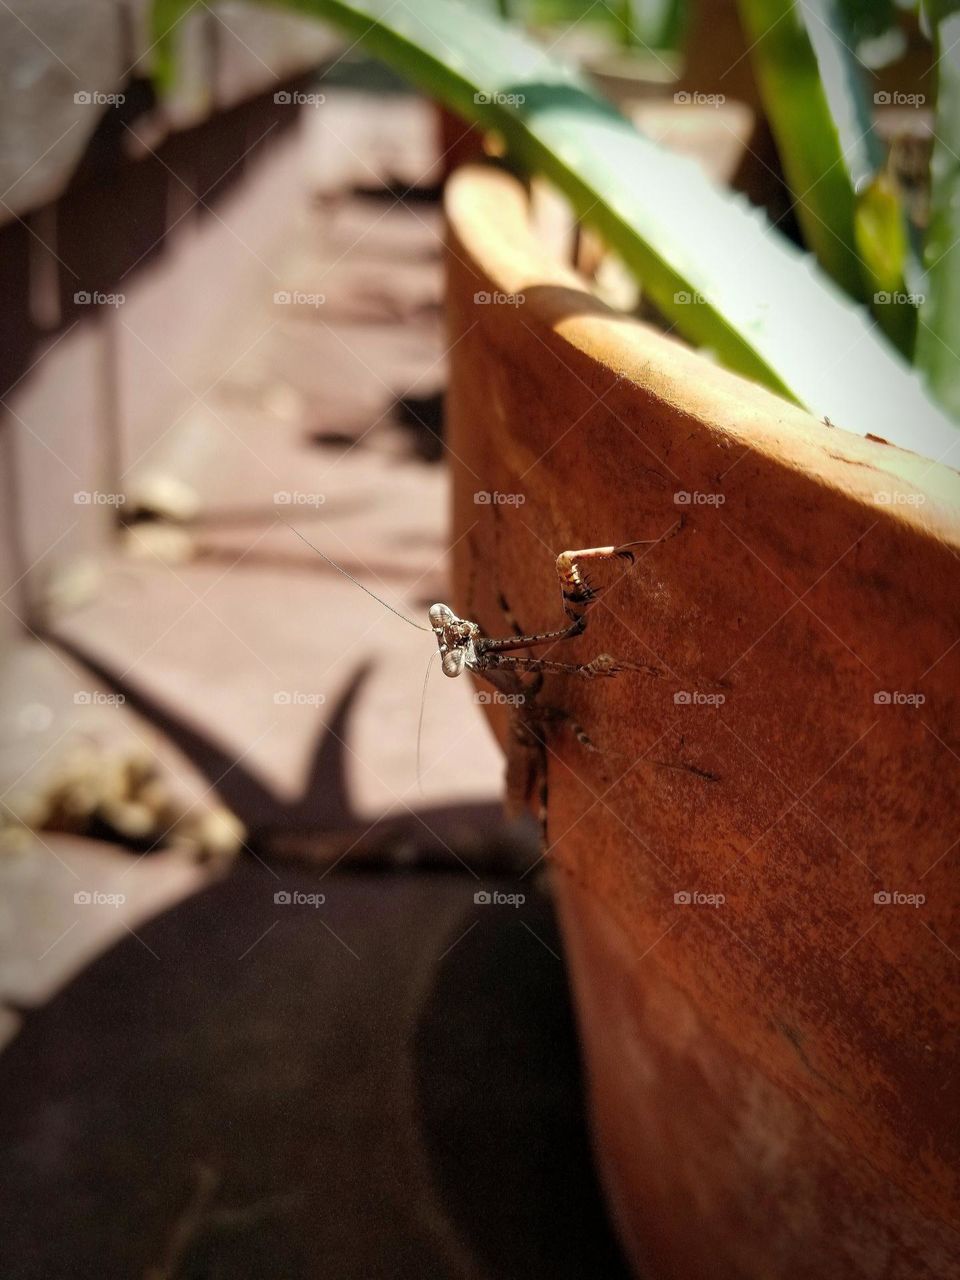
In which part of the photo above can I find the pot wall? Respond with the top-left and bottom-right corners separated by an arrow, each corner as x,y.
443,166 -> 960,1279
554,875 -> 956,1279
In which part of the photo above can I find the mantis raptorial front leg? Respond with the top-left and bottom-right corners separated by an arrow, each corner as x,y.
555,542 -> 645,628
429,540 -> 660,689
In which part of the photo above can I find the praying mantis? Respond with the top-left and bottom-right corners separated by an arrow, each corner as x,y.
286,522 -> 679,843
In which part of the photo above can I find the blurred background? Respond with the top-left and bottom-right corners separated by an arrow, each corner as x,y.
0,0 -> 946,1275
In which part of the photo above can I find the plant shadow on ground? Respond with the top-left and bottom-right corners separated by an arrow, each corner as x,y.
55,637 -> 532,870
0,861 -> 632,1279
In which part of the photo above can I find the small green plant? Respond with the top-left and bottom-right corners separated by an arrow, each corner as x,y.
614,0 -> 686,51
916,2 -> 960,419
153,0 -> 958,462
739,0 -> 959,424
736,0 -> 915,352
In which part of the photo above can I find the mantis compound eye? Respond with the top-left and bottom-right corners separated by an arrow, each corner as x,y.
441,649 -> 466,678
429,603 -> 455,631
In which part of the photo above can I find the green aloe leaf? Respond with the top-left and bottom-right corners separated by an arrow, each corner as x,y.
152,0 -> 959,461
736,0 -> 917,354
616,0 -> 686,50
854,171 -> 915,354
916,9 -> 960,418
736,0 -> 879,296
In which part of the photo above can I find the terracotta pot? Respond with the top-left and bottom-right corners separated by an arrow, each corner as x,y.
443,165 -> 960,1280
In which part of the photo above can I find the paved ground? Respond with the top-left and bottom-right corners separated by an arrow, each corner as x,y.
0,85 -> 632,1277
1,89 -> 520,1016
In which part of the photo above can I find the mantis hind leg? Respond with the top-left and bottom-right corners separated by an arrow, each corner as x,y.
539,704 -> 605,755
506,713 -> 549,850
505,705 -> 609,857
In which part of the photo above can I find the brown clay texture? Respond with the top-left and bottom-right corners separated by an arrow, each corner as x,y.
444,165 -> 960,1280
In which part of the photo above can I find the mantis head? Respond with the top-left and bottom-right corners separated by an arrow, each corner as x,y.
429,603 -> 480,678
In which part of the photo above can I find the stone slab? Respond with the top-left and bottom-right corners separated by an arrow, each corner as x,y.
0,830 -> 209,1010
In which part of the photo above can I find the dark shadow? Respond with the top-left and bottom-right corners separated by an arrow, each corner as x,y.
0,221 -> 33,400
57,79 -> 310,325
394,391 -> 445,463
54,636 -> 533,872
308,389 -> 445,463
1,75 -> 314,400
0,863 -> 630,1279
307,428 -> 361,449
125,495 -> 369,530
415,895 -> 632,1279
352,179 -> 445,205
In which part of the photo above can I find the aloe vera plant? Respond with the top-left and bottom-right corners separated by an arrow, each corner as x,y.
735,0 -> 917,355
616,0 -> 686,50
736,0 -> 879,296
916,5 -> 960,419
153,0 -> 959,463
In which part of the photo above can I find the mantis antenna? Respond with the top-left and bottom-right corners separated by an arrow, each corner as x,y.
281,520 -> 430,632
416,649 -> 440,794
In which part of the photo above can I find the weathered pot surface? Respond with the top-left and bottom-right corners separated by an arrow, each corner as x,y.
444,165 -> 960,1279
